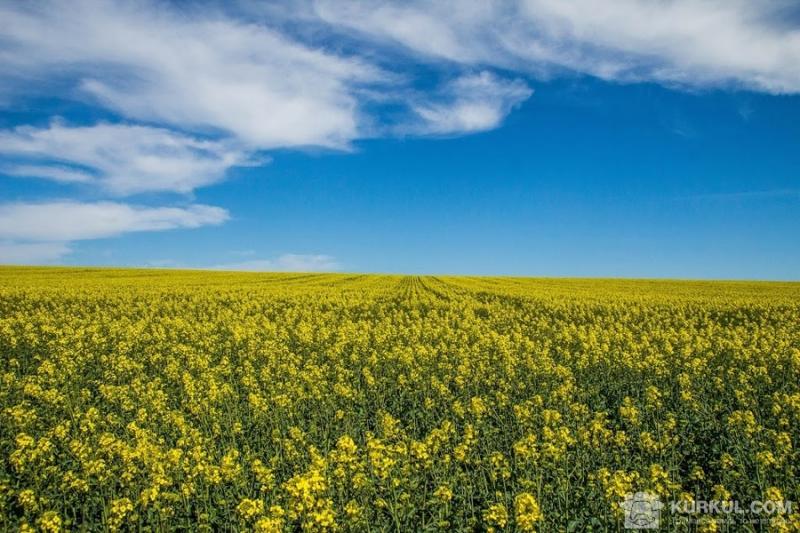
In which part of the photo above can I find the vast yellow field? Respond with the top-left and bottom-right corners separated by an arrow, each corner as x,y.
1,267 -> 798,531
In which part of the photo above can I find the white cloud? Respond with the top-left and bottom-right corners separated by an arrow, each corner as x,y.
2,1 -> 798,160
1,164 -> 95,184
407,72 -> 532,135
0,242 -> 71,264
0,201 -> 228,242
314,0 -> 800,93
212,254 -> 340,272
0,121 -> 252,195
314,1 -> 493,64
0,2 -> 534,199
0,0 -> 383,150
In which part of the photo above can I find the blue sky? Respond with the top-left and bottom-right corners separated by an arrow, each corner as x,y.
0,1 -> 798,279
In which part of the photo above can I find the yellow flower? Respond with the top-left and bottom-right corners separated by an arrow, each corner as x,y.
648,464 -> 677,497
756,450 -> 778,469
513,433 -> 538,464
489,451 -> 511,481
220,448 -> 242,481
433,485 -> 453,503
765,487 -> 784,503
619,397 -> 640,426
344,499 -> 363,521
18,489 -> 38,512
336,435 -> 358,456
109,497 -> 134,531
237,498 -> 265,520
252,459 -> 276,492
696,515 -> 719,532
689,465 -> 705,481
719,453 -> 735,469
514,493 -> 543,531
254,516 -> 283,533
711,484 -> 731,502
255,506 -> 285,533
483,502 -> 509,529
37,511 -> 62,533
469,396 -> 488,418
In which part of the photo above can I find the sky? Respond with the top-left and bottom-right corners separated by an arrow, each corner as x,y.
0,0 -> 798,279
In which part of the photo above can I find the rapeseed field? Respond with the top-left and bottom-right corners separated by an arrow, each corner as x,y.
1,267 -> 798,531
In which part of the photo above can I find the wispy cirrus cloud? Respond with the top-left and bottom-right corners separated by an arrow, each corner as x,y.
405,72 -> 532,135
0,0 -> 532,202
3,0 -> 799,155
314,0 -> 800,93
0,121 -> 254,195
4,0 -> 794,186
1,164 -> 96,184
0,0 -> 382,150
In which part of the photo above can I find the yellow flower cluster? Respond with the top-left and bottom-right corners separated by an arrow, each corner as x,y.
514,493 -> 543,531
0,267 -> 798,530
